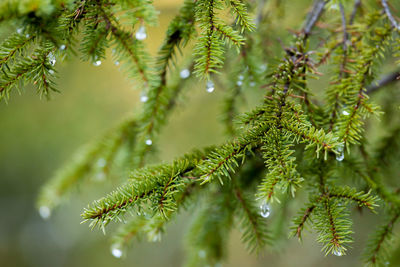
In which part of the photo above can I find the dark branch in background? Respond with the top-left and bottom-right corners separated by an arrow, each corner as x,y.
255,0 -> 266,26
367,70 -> 400,94
303,0 -> 329,38
328,2 -> 349,132
370,212 -> 400,264
349,0 -> 361,25
382,0 -> 400,31
339,2 -> 348,51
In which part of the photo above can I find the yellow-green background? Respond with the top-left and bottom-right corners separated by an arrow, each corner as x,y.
1,1 -> 399,266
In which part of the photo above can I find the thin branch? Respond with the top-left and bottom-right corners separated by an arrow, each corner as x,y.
370,211 -> 400,264
255,0 -> 266,26
349,0 -> 361,25
366,70 -> 400,94
339,2 -> 348,51
382,0 -> 400,31
303,0 -> 329,38
296,205 -> 316,238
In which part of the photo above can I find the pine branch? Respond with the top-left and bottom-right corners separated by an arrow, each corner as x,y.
132,0 -> 196,167
366,70 -> 400,94
292,204 -> 316,239
81,150 -> 206,229
303,0 -> 328,38
184,188 -> 235,267
364,209 -> 400,265
0,43 -> 58,101
315,198 -> 353,255
381,0 -> 400,31
228,0 -> 256,32
0,33 -> 36,69
37,117 -> 138,212
234,185 -> 270,252
197,122 -> 267,184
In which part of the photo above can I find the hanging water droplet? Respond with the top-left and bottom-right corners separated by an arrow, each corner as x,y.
114,60 -> 120,66
39,206 -> 51,219
140,91 -> 148,102
238,74 -> 244,81
17,28 -> 23,34
150,231 -> 162,242
111,245 -> 123,258
260,64 -> 267,72
249,81 -> 256,87
25,34 -> 30,38
206,80 -> 215,93
48,69 -> 55,75
95,172 -> 106,181
333,249 -> 343,256
203,175 -> 210,182
329,4 -> 339,10
48,52 -> 56,66
97,158 -> 106,168
93,60 -> 102,66
180,69 -> 190,79
145,139 -> 152,146
342,110 -> 350,116
135,25 -> 147,41
260,203 -> 271,218
59,44 -> 66,50
336,144 -> 344,162
198,250 -> 206,258
236,80 -> 243,86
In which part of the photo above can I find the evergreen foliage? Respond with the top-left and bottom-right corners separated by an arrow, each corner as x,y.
1,0 -> 400,265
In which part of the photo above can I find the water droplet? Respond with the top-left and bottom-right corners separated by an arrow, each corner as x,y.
336,144 -> 344,162
237,80 -> 243,86
97,158 -> 106,168
198,250 -> 206,258
203,175 -> 210,182
260,203 -> 271,218
329,4 -> 339,10
111,245 -> 123,258
59,44 -> 66,50
140,91 -> 148,102
25,34 -> 30,38
260,64 -> 267,72
206,80 -> 214,93
17,28 -> 23,34
93,60 -> 102,66
48,52 -> 56,66
342,110 -> 350,116
238,74 -> 244,81
39,206 -> 51,219
95,172 -> 106,181
333,249 -> 343,256
114,61 -> 120,66
150,231 -> 162,242
145,139 -> 152,146
250,81 -> 256,87
180,69 -> 190,79
135,25 -> 147,41
48,69 -> 55,75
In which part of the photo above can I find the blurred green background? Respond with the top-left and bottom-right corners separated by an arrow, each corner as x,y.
1,1 -> 399,267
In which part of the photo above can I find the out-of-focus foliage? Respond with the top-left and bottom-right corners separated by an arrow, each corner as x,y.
1,0 -> 400,267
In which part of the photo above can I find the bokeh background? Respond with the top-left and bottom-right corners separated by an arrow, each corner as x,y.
1,1 -> 400,266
